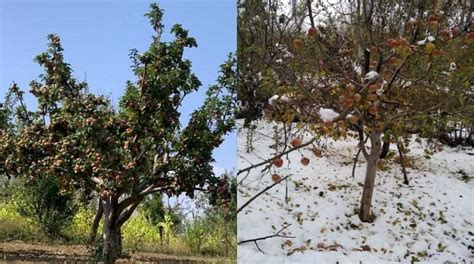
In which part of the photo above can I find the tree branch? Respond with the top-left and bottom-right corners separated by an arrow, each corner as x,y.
238,223 -> 295,254
352,134 -> 369,178
88,198 -> 103,243
357,126 -> 369,159
237,138 -> 316,177
383,55 -> 408,95
306,0 -> 316,28
237,174 -> 290,214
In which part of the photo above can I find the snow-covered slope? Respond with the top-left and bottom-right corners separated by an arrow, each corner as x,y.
237,120 -> 473,263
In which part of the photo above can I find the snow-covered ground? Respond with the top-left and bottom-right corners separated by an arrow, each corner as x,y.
237,119 -> 473,263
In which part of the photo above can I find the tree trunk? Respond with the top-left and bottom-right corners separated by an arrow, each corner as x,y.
379,140 -> 390,159
100,193 -> 144,263
397,142 -> 409,185
101,199 -> 122,264
359,131 -> 381,222
89,198 -> 103,243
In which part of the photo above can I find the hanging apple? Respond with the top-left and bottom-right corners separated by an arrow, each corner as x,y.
293,38 -> 305,49
271,173 -> 282,182
348,115 -> 359,125
388,56 -> 398,65
451,26 -> 461,37
467,32 -> 474,41
353,93 -> 362,102
308,27 -> 317,37
312,148 -> 322,157
301,157 -> 310,166
273,158 -> 284,168
368,106 -> 378,115
291,138 -> 302,147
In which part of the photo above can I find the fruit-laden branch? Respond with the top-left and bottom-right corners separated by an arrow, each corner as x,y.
237,138 -> 316,177
238,104 -> 358,184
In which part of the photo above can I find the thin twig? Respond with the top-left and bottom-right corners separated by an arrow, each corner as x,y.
396,140 -> 409,185
238,223 -> 295,254
352,134 -> 369,178
237,175 -> 290,214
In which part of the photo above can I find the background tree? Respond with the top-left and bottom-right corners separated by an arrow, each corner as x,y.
237,0 -> 307,126
0,3 -> 236,263
15,176 -> 78,239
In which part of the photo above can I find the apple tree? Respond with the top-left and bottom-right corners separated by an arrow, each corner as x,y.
0,4 -> 235,263
238,0 -> 473,222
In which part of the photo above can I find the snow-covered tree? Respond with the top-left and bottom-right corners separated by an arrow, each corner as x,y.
239,0 -> 474,222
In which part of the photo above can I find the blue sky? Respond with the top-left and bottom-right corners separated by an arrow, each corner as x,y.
0,0 -> 236,173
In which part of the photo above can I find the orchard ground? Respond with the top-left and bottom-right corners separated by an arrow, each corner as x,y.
0,241 -> 229,263
237,119 -> 473,263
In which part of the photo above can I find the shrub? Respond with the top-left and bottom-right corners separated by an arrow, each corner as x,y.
63,206 -> 97,244
184,213 -> 236,257
14,176 -> 78,239
0,202 -> 44,241
122,212 -> 161,251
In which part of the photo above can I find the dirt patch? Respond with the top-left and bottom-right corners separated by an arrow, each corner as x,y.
0,241 -> 228,263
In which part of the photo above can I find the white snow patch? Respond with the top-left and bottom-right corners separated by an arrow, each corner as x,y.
364,71 -> 379,82
269,94 -> 292,105
417,39 -> 427,45
318,108 -> 339,122
238,120 -> 474,263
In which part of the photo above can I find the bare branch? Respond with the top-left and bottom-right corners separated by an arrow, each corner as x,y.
352,134 -> 369,178
238,223 -> 295,253
237,174 -> 290,214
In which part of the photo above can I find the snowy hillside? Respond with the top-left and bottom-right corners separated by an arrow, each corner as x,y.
237,119 -> 473,263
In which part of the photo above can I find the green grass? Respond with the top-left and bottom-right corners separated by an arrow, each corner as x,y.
0,201 -> 235,260
0,202 -> 45,241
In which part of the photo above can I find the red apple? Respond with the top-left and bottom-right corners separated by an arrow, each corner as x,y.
438,29 -> 450,40
348,115 -> 359,125
428,15 -> 437,22
467,31 -> 474,41
429,20 -> 438,30
273,158 -> 284,168
368,106 -> 378,115
293,38 -> 305,49
353,93 -> 362,102
271,174 -> 282,182
312,148 -> 322,157
291,138 -> 302,147
308,27 -> 317,37
451,26 -> 461,37
388,56 -> 398,65
301,157 -> 310,166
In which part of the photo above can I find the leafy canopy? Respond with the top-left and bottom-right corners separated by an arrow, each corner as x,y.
0,3 -> 236,202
